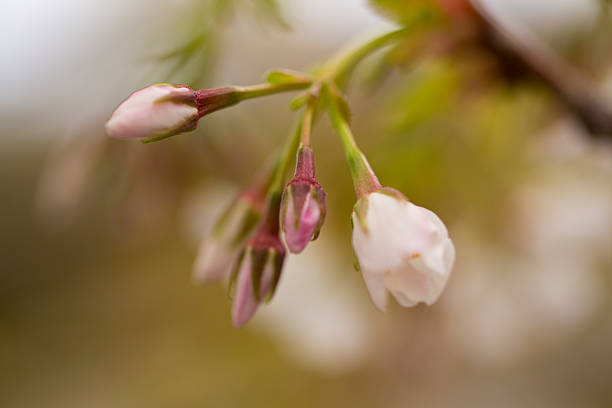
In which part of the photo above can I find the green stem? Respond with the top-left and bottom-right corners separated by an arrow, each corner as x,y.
300,100 -> 315,147
320,27 -> 409,88
270,119 -> 303,195
326,93 -> 381,198
237,81 -> 312,101
257,122 -> 301,204
258,114 -> 304,234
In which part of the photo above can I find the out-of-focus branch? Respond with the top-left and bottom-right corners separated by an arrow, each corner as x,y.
468,0 -> 612,138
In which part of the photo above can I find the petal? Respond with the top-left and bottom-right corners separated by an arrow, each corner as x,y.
352,193 -> 432,275
231,252 -> 259,328
284,192 -> 321,254
384,258 -> 433,307
352,210 -> 388,311
443,238 -> 456,272
106,85 -> 198,139
300,192 -> 322,231
384,238 -> 455,307
421,237 -> 455,281
259,253 -> 276,299
360,265 -> 388,311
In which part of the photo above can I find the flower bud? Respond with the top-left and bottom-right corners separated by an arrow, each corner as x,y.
193,189 -> 265,284
351,188 -> 455,311
106,84 -> 199,140
230,232 -> 286,328
106,84 -> 239,141
281,147 -> 326,254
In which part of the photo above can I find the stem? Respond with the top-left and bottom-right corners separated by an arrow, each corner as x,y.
320,27 -> 409,88
271,119 -> 303,195
300,100 -> 315,147
327,93 -> 381,198
259,115 -> 304,234
237,81 -> 312,101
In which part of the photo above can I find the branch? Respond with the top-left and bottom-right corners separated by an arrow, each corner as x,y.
469,0 -> 612,138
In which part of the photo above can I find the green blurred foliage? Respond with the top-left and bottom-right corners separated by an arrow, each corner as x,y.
369,59 -> 549,236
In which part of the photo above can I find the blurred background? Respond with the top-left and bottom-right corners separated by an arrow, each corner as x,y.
1,0 -> 612,406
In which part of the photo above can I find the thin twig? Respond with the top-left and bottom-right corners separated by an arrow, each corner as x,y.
469,0 -> 612,138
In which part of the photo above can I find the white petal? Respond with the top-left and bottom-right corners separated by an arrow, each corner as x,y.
352,193 -> 432,275
360,265 -> 388,311
384,238 -> 454,306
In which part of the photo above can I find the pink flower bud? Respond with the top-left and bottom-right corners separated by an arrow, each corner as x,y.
351,188 -> 455,311
281,147 -> 326,254
106,84 -> 199,140
230,231 -> 286,328
106,84 -> 239,141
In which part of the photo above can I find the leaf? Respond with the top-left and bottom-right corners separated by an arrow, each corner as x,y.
253,0 -> 291,29
323,84 -> 352,123
368,0 -> 443,27
290,92 -> 309,110
266,69 -> 312,85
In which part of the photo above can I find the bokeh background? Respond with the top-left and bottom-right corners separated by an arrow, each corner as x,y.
2,0 -> 612,406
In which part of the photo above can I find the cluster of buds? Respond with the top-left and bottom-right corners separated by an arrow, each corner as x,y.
100,5 -> 612,329
105,40 -> 455,327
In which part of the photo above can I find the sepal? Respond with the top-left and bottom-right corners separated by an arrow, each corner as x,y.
228,227 -> 286,327
266,69 -> 313,85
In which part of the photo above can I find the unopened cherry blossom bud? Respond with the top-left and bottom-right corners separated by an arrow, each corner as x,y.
351,188 -> 455,311
281,146 -> 326,254
193,187 -> 265,284
230,231 -> 286,328
106,84 -> 239,141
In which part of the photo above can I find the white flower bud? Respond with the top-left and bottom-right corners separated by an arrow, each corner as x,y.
105,84 -> 198,140
351,189 -> 455,311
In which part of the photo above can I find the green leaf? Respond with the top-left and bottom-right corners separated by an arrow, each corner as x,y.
254,0 -> 291,29
369,0 -> 443,26
266,69 -> 312,85
289,92 -> 309,110
324,84 -> 351,123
